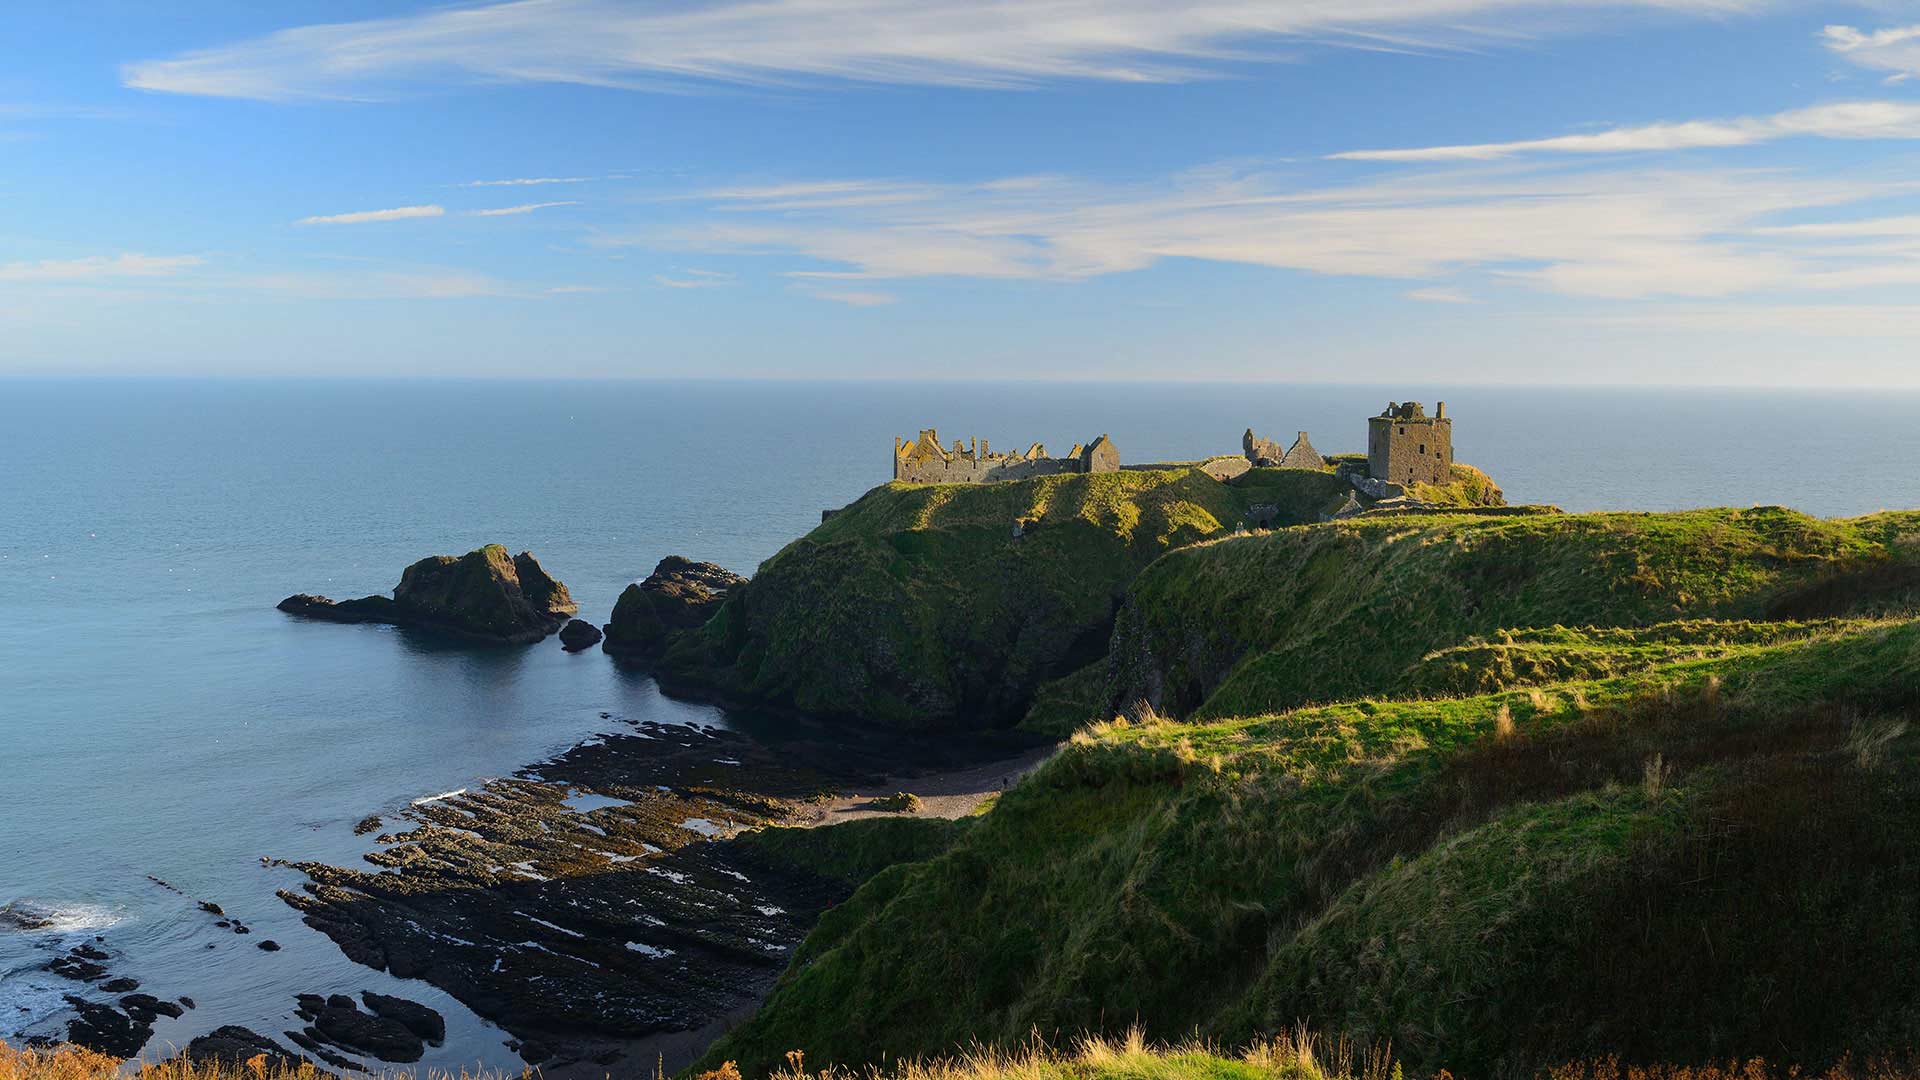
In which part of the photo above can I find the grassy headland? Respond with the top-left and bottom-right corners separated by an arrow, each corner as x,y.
694,506 -> 1920,1078
659,464 -> 1506,730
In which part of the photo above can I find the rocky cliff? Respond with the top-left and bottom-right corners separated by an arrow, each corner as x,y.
278,545 -> 576,644
601,557 -> 746,659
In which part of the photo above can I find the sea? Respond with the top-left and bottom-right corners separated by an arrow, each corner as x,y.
1,378 -> 1914,1069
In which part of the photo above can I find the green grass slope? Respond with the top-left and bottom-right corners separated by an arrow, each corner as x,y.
1108,508 -> 1920,721
659,469 -> 1249,729
698,616 -> 1920,1077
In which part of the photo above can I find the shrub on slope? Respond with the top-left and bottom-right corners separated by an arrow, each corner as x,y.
697,618 -> 1920,1077
1108,508 -> 1920,720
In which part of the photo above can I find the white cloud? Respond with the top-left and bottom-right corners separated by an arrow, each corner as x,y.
653,269 -> 735,288
1406,286 -> 1477,303
462,176 -> 597,187
123,0 -> 1773,101
804,288 -> 897,306
0,253 -> 204,282
469,201 -> 579,216
1823,23 -> 1920,81
1332,101 -> 1920,161
621,162 -> 1920,300
296,204 -> 445,225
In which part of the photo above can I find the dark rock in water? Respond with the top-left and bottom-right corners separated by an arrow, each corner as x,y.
280,546 -> 577,644
285,1028 -> 367,1073
326,994 -> 357,1011
181,1026 -> 307,1072
602,556 -> 746,659
0,903 -> 57,931
558,618 -> 603,651
179,996 -> 195,1009
198,901 -> 225,916
258,939 -> 281,951
278,594 -> 400,623
72,943 -> 110,961
100,978 -> 140,994
353,814 -> 383,836
121,993 -> 184,1021
312,1001 -> 425,1063
519,1040 -> 553,1064
64,996 -> 151,1058
361,991 -> 446,1046
48,955 -> 107,981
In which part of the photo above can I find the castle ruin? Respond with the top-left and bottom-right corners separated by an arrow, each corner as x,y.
1367,401 -> 1452,487
893,428 -> 1119,484
1243,429 -> 1324,470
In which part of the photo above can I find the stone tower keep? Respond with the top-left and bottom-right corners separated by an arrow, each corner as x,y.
1367,401 -> 1453,487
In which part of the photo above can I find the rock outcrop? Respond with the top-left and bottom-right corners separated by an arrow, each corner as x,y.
179,1026 -> 309,1073
601,557 -> 746,660
558,619 -> 603,651
279,546 -> 576,644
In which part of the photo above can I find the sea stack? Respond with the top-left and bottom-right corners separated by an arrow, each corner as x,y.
278,545 -> 577,644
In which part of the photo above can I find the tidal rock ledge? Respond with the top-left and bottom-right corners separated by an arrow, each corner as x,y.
280,545 -> 576,645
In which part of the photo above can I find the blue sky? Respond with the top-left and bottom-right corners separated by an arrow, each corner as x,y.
8,1 -> 1920,384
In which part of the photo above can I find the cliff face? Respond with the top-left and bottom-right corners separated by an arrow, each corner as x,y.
657,469 -> 1247,730
278,545 -> 576,644
602,557 -> 746,659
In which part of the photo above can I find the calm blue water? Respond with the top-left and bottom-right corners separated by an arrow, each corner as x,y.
2,379 -> 1915,1067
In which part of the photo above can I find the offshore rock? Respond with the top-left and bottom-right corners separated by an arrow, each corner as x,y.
558,619 -> 603,652
63,997 -> 150,1058
279,546 -> 577,644
361,992 -> 446,1046
601,556 -> 745,659
180,1026 -> 310,1073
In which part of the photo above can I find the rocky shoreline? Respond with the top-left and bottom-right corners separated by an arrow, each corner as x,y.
274,713 -> 1048,1074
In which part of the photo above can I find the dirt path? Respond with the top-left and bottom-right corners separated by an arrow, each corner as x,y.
796,744 -> 1057,825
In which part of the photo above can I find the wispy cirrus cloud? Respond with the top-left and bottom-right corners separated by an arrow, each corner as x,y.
469,201 -> 579,216
620,161 -> 1920,301
122,0 -> 1774,102
461,176 -> 597,187
1406,286 -> 1477,303
0,253 -> 205,282
1331,101 -> 1920,161
1823,23 -> 1920,82
653,268 -> 735,288
296,204 -> 445,225
803,288 -> 897,306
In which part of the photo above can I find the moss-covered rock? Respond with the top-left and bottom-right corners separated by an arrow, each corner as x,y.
601,556 -> 747,659
277,545 -> 576,644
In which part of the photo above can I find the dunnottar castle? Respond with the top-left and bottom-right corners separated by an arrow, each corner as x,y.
892,400 -> 1454,488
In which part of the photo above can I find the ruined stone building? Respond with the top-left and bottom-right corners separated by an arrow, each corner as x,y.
1367,401 -> 1453,486
893,428 -> 1121,484
1243,429 -> 1325,470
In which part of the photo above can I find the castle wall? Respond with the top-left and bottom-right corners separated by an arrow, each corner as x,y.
897,455 -> 1080,484
1368,414 -> 1452,487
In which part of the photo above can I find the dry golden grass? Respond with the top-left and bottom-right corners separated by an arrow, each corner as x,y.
747,1026 -> 1392,1080
0,1042 -> 528,1080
